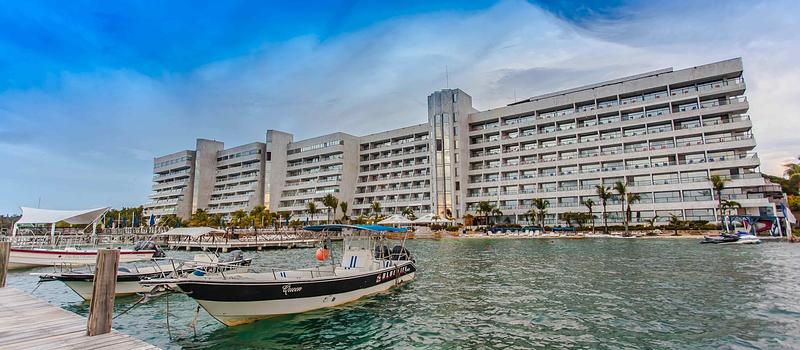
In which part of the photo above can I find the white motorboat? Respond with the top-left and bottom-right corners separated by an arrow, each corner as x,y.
9,247 -> 157,270
7,207 -> 157,269
36,251 -> 252,300
144,224 -> 417,326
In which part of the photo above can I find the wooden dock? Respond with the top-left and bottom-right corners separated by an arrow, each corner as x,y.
0,288 -> 160,350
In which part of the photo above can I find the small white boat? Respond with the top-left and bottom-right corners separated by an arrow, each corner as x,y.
36,251 -> 252,300
8,206 -> 157,269
144,224 -> 416,326
9,247 -> 156,270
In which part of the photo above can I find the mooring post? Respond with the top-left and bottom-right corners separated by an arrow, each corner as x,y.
87,249 -> 119,336
0,241 -> 10,288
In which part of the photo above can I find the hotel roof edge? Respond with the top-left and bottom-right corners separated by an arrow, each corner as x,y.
507,57 -> 742,107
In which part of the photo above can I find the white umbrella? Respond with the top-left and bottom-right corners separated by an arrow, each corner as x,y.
413,213 -> 453,224
378,214 -> 415,225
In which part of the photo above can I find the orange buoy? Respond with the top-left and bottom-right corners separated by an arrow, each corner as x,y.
315,248 -> 329,261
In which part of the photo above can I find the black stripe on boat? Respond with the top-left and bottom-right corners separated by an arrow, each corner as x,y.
176,262 -> 416,302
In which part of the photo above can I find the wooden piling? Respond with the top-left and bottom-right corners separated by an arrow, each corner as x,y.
0,241 -> 9,288
87,249 -> 119,336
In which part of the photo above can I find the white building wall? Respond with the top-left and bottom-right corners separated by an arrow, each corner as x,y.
145,58 -> 776,226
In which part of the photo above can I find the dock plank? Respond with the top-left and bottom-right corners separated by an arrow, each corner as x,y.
0,288 -> 159,349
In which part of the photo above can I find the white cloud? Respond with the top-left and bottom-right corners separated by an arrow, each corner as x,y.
1,0 -> 798,212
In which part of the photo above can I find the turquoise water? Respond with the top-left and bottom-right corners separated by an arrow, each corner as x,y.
7,239 -> 800,349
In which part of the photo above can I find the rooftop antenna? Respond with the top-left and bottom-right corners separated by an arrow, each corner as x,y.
445,65 -> 449,89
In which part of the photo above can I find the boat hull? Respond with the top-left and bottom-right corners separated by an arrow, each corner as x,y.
47,258 -> 253,300
8,249 -> 155,270
62,280 -> 155,300
178,262 -> 417,326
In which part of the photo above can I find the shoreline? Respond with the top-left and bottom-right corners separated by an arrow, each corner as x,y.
411,232 -> 787,241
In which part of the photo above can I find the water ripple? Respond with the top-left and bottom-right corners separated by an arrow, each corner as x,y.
6,239 -> 800,349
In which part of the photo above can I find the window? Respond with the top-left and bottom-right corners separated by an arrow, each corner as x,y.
654,191 -> 681,203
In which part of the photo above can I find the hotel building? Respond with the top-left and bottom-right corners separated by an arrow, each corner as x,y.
143,58 -> 777,225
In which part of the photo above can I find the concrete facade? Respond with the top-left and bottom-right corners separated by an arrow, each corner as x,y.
143,58 -> 777,225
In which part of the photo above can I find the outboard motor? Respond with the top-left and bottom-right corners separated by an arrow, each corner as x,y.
374,245 -> 391,259
134,240 -> 166,258
390,245 -> 413,261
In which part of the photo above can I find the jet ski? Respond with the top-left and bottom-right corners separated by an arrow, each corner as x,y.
700,234 -> 740,244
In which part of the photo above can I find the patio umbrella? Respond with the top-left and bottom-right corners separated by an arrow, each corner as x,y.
378,214 -> 415,225
413,213 -> 454,224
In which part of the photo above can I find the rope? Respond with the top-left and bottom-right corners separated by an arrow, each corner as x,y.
113,294 -> 148,319
190,305 -> 201,338
30,281 -> 44,294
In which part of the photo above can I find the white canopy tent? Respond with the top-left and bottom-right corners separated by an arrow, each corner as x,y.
377,214 -> 415,225
12,206 -> 110,238
155,227 -> 225,239
413,213 -> 454,224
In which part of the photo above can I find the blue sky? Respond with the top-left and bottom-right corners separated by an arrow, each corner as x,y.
0,0 -> 798,213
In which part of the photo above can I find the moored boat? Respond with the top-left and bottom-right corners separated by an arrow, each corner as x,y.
701,232 -> 762,245
144,224 -> 417,326
9,247 -> 157,270
8,207 -> 158,269
36,251 -> 252,300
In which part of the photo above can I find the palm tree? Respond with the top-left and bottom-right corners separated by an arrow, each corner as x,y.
625,192 -> 641,232
561,212 -> 574,227
157,214 -> 183,228
709,175 -> 728,225
581,199 -> 596,234
249,205 -> 266,228
208,213 -> 224,228
189,209 -> 209,227
477,201 -> 494,227
491,208 -> 503,225
401,207 -> 416,221
645,215 -> 658,233
531,198 -> 549,231
370,202 -> 382,223
720,199 -> 742,232
288,219 -> 304,231
279,211 -> 293,228
595,185 -> 612,234
614,181 -> 629,236
321,194 -> 339,224
525,208 -> 537,226
339,202 -> 349,223
668,214 -> 682,236
306,202 -> 319,223
231,209 -> 248,229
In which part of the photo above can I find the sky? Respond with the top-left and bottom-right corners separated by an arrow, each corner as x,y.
0,0 -> 798,213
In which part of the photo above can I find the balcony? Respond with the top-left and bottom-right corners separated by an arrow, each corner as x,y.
209,194 -> 253,204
